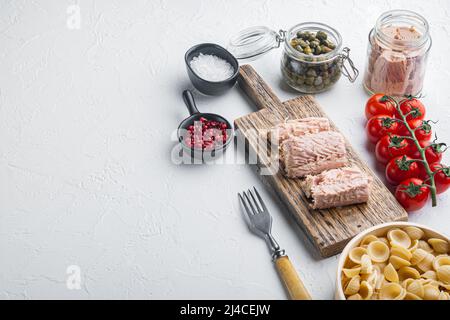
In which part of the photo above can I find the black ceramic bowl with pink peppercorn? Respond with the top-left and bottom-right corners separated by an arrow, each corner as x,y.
177,90 -> 233,160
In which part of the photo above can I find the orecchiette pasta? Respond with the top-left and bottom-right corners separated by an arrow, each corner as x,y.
367,241 -> 390,263
360,254 -> 373,274
401,278 -> 415,289
349,247 -> 367,264
342,267 -> 361,278
390,245 -> 412,261
437,265 -> 450,285
344,275 -> 361,295
406,280 -> 424,298
360,234 -> 379,246
416,253 -> 434,272
408,239 -> 419,252
411,248 -> 428,265
404,226 -> 425,241
384,263 -> 399,283
387,229 -> 411,249
389,255 -> 411,270
359,281 -> 373,300
379,283 -> 406,300
421,270 -> 437,280
342,226 -> 449,300
418,240 -> 434,253
432,255 -> 450,271
404,292 -> 422,300
428,238 -> 449,254
398,266 -> 420,281
423,284 -> 440,300
347,293 -> 362,300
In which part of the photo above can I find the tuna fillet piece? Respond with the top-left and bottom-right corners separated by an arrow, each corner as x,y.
269,117 -> 330,145
280,131 -> 348,178
302,167 -> 372,209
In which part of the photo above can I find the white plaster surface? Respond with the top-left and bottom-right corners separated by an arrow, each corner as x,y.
0,0 -> 449,300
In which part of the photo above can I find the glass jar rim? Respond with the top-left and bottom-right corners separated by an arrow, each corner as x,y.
374,10 -> 431,49
284,22 -> 343,62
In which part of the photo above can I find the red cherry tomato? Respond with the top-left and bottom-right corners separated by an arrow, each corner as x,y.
397,119 -> 432,143
428,163 -> 450,194
385,156 -> 420,186
425,144 -> 444,164
375,135 -> 410,165
407,141 -> 445,165
395,178 -> 430,211
365,94 -> 395,119
366,115 -> 399,144
394,98 -> 426,121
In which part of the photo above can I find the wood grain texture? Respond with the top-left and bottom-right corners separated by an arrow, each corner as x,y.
275,255 -> 312,300
235,65 -> 408,258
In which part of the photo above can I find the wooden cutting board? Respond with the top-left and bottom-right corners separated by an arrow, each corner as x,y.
235,65 -> 408,258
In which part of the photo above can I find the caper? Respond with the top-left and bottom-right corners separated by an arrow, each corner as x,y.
306,68 -> 317,77
298,39 -> 309,48
297,31 -> 308,39
295,45 -> 304,53
314,46 -> 322,55
310,40 -> 320,48
323,40 -> 336,49
314,76 -> 323,86
290,39 -> 300,47
316,31 -> 328,41
304,76 -> 314,85
308,34 -> 316,42
321,46 -> 332,53
296,76 -> 305,85
303,46 -> 313,55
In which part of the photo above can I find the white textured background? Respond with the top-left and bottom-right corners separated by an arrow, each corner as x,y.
0,0 -> 449,300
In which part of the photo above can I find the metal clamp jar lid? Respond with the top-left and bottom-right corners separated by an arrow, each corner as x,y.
229,24 -> 359,93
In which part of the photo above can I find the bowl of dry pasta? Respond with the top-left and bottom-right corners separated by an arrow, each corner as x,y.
336,222 -> 450,300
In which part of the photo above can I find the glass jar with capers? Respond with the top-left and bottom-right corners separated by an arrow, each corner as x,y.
229,23 -> 359,94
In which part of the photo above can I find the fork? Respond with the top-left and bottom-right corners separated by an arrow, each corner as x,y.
238,187 -> 312,300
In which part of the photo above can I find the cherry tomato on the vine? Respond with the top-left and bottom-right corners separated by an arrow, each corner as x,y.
365,94 -> 396,119
385,156 -> 420,186
375,135 -> 410,165
407,141 -> 445,165
425,143 -> 444,164
366,115 -> 399,144
395,178 -> 430,211
397,119 -> 432,144
428,163 -> 450,194
394,98 -> 426,121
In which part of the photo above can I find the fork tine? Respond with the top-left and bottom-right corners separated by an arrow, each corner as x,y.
238,193 -> 253,220
243,191 -> 257,215
248,189 -> 262,213
253,187 -> 268,212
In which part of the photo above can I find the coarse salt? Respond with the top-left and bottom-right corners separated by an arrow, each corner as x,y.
190,53 -> 234,82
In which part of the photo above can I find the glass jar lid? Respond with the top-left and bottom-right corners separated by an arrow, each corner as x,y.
228,26 -> 285,60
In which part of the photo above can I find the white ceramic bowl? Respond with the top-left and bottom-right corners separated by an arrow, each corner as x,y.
335,222 -> 450,300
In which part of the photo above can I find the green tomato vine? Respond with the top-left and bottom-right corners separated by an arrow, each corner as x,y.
384,96 -> 447,207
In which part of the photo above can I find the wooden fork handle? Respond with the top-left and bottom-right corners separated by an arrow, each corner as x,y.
274,255 -> 312,300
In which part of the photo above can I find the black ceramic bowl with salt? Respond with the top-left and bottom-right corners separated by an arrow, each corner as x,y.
185,43 -> 239,96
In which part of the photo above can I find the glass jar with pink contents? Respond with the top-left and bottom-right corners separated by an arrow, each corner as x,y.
364,10 -> 432,97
